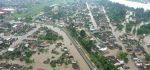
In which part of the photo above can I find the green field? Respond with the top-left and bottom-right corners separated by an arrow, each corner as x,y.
12,0 -> 75,18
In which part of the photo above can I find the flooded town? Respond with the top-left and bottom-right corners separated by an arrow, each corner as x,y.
0,0 -> 150,70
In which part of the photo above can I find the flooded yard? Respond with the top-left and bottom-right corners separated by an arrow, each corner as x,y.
31,24 -> 90,70
0,24 -> 90,70
46,25 -> 90,70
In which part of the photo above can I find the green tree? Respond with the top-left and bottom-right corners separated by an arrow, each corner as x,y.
24,57 -> 33,64
118,51 -> 128,63
25,16 -> 32,22
147,65 -> 150,69
0,15 -> 4,19
145,54 -> 150,61
80,30 -> 86,38
137,23 -> 150,35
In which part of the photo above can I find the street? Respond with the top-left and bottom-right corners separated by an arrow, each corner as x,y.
86,2 -> 98,30
8,25 -> 41,48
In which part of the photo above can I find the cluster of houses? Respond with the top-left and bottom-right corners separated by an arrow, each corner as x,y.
119,33 -> 145,53
0,8 -> 15,14
95,28 -> 119,50
107,56 -> 125,70
0,63 -> 29,70
119,33 -> 150,69
0,20 -> 35,36
51,43 -> 80,69
0,37 -> 17,54
90,3 -> 108,26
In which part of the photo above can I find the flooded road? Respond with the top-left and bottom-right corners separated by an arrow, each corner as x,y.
2,23 -> 90,70
9,25 -> 41,48
86,2 -> 98,30
102,6 -> 139,70
44,25 -> 90,70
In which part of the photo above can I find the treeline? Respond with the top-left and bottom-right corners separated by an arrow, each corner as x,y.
95,0 -> 126,23
105,2 -> 127,23
67,24 -> 117,70
38,30 -> 63,41
137,23 -> 150,35
90,52 -> 118,70
126,21 -> 137,32
133,8 -> 150,22
94,0 -> 150,23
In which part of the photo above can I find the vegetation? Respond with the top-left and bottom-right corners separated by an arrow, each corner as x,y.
145,54 -> 150,61
24,57 -> 34,64
146,65 -> 150,69
137,23 -> 150,35
91,52 -> 117,70
96,0 -> 150,32
67,24 -> 117,70
118,51 -> 128,63
80,30 -> 86,38
106,3 -> 126,23
67,24 -> 78,37
126,24 -> 133,32
12,0 -> 52,18
116,24 -> 124,31
67,25 -> 94,51
126,21 -> 137,32
25,16 -> 32,22
95,0 -> 126,23
13,5 -> 44,18
134,8 -> 150,22
79,38 -> 94,51
0,15 -> 4,19
39,31 -> 63,41
50,60 -> 57,68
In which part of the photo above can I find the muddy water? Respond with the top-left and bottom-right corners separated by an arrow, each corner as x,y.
32,44 -> 57,70
46,25 -> 90,70
31,24 -> 90,70
144,35 -> 150,45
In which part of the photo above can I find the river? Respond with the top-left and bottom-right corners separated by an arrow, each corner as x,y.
110,0 -> 150,11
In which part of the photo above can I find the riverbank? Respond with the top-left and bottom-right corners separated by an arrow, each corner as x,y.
110,0 -> 150,11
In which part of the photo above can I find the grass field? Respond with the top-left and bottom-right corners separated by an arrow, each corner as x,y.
12,0 -> 75,18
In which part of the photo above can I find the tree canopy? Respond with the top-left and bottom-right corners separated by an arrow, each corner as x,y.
80,30 -> 86,38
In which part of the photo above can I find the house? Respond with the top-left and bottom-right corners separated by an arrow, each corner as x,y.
8,47 -> 15,51
25,43 -> 29,47
107,56 -> 124,66
0,11 -> 4,14
2,8 -> 15,13
131,53 -> 143,67
63,47 -> 68,52
96,43 -> 108,52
